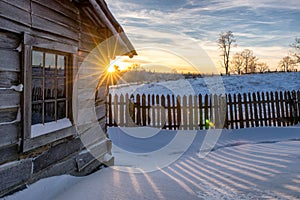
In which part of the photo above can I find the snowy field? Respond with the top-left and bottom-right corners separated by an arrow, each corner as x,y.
3,126 -> 300,200
2,72 -> 300,200
110,72 -> 300,96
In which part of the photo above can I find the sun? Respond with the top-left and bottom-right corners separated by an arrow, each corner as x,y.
107,65 -> 116,73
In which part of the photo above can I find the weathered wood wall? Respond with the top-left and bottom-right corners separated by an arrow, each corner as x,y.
0,0 -> 114,196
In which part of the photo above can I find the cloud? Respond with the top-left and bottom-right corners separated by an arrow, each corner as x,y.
106,0 -> 300,72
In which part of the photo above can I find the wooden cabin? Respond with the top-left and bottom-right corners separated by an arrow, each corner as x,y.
0,0 -> 136,196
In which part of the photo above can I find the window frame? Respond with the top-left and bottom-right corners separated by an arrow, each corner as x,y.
22,33 -> 77,152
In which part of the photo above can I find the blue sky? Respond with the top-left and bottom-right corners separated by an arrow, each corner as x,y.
106,0 -> 300,73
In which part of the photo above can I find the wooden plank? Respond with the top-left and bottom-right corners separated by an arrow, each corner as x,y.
31,2 -> 79,30
256,92 -> 264,127
0,106 -> 18,123
213,94 -> 219,128
0,158 -> 32,192
0,49 -> 20,72
248,93 -> 254,127
2,0 -> 31,11
161,95 -> 166,128
233,94 -> 238,129
243,93 -> 249,128
176,96 -> 181,129
182,95 -> 187,130
156,95 -> 160,128
0,1 -> 31,27
188,95 -> 193,130
0,30 -> 20,49
31,15 -> 79,40
266,92 -> 272,126
23,126 -> 76,152
204,95 -> 208,129
198,94 -> 203,129
108,94 -> 112,126
0,89 -> 20,107
142,94 -> 147,126
227,94 -> 233,129
252,93 -> 259,127
151,95 -> 155,127
193,95 -> 198,130
113,94 -> 118,126
147,95 -> 151,126
275,92 -> 281,127
0,16 -> 31,34
238,94 -> 244,128
119,94 -> 124,127
167,95 -> 172,129
270,92 -> 276,126
135,94 -> 140,126
33,138 -> 82,173
0,123 -> 20,147
32,0 -> 79,19
279,91 -> 286,126
0,144 -> 19,166
0,71 -> 19,88
261,92 -> 268,127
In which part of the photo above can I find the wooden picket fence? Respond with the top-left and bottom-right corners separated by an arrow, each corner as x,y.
106,90 -> 300,130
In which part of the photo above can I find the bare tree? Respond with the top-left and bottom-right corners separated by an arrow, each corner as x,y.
230,53 -> 243,74
240,49 -> 257,73
256,62 -> 269,73
278,56 -> 296,72
291,37 -> 300,63
217,31 -> 236,75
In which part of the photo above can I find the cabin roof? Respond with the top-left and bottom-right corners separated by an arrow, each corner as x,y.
73,0 -> 137,58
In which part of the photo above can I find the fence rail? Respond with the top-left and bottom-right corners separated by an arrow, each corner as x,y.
106,90 -> 300,130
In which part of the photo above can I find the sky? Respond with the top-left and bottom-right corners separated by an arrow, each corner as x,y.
106,0 -> 300,73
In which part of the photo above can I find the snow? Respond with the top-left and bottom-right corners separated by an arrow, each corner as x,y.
31,118 -> 72,138
2,72 -> 300,199
110,72 -> 300,96
2,126 -> 300,200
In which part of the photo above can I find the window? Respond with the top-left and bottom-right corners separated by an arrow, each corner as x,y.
30,48 -> 72,137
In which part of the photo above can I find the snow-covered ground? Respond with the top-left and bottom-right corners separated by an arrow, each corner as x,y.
3,126 -> 300,200
2,72 -> 300,200
110,72 -> 300,96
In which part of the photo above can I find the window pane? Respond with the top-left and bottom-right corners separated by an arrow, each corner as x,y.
32,51 -> 43,76
45,78 -> 55,100
57,101 -> 66,120
32,78 -> 43,101
45,102 -> 55,123
57,55 -> 65,77
57,78 -> 66,98
45,53 -> 55,77
32,103 -> 42,125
